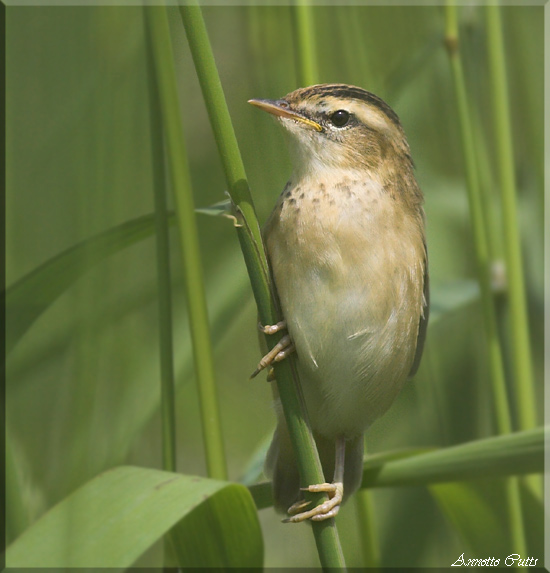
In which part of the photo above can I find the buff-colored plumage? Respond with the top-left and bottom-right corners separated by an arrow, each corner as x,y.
250,84 -> 429,520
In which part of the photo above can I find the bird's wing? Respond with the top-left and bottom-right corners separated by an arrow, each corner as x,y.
408,246 -> 429,379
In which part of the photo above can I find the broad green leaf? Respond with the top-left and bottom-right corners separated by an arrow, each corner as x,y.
362,446 -> 435,469
169,482 -> 262,568
6,465 -> 263,569
361,427 -> 544,488
6,214 -> 169,355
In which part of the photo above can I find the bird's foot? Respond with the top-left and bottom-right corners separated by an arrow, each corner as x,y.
250,321 -> 295,379
284,482 -> 344,522
258,320 -> 287,335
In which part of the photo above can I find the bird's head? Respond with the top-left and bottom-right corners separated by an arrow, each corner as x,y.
249,83 -> 413,179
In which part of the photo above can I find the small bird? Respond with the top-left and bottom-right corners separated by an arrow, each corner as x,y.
249,84 -> 429,522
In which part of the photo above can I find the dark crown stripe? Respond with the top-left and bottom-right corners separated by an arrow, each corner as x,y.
299,84 -> 401,128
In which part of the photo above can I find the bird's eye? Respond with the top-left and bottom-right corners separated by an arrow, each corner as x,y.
330,110 -> 350,127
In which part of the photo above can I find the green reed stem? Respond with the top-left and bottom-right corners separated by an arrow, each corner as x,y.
152,138 -> 177,474
444,2 -> 510,444
485,5 -> 537,433
146,22 -> 177,473
354,455 -> 380,567
292,0 -> 319,86
444,3 -> 525,554
178,3 -> 346,568
5,434 -> 29,543
147,6 -> 227,482
470,105 -> 503,264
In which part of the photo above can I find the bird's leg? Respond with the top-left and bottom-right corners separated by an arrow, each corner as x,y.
285,436 -> 346,523
250,321 -> 295,379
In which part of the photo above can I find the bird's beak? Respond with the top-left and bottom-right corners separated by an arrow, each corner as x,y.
248,98 -> 323,132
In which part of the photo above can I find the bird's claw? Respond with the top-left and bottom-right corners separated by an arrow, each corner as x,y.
251,320 -> 295,379
286,499 -> 312,515
283,482 -> 344,523
258,320 -> 287,335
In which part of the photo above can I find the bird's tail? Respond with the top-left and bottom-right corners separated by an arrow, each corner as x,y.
265,420 -> 364,513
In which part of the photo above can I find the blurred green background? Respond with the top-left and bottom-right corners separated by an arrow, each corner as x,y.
6,5 -> 544,568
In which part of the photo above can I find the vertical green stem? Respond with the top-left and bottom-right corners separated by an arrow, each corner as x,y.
444,2 -> 509,440
153,119 -> 178,475
347,7 -> 373,89
178,4 -> 346,568
470,106 -> 504,264
5,434 -> 29,543
292,0 -> 319,86
147,6 -> 227,482
444,3 -> 525,554
485,5 -> 537,432
152,149 -> 177,474
146,20 -> 177,473
354,447 -> 380,568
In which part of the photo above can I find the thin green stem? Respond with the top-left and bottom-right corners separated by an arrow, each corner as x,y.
292,0 -> 319,86
347,7 -> 373,90
147,6 -> 227,482
354,445 -> 380,568
470,104 -> 504,264
178,8 -> 269,318
178,3 -> 346,568
485,5 -> 537,433
444,3 -> 510,439
5,433 -> 30,543
146,20 -> 177,473
152,145 -> 177,474
444,3 -> 525,554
